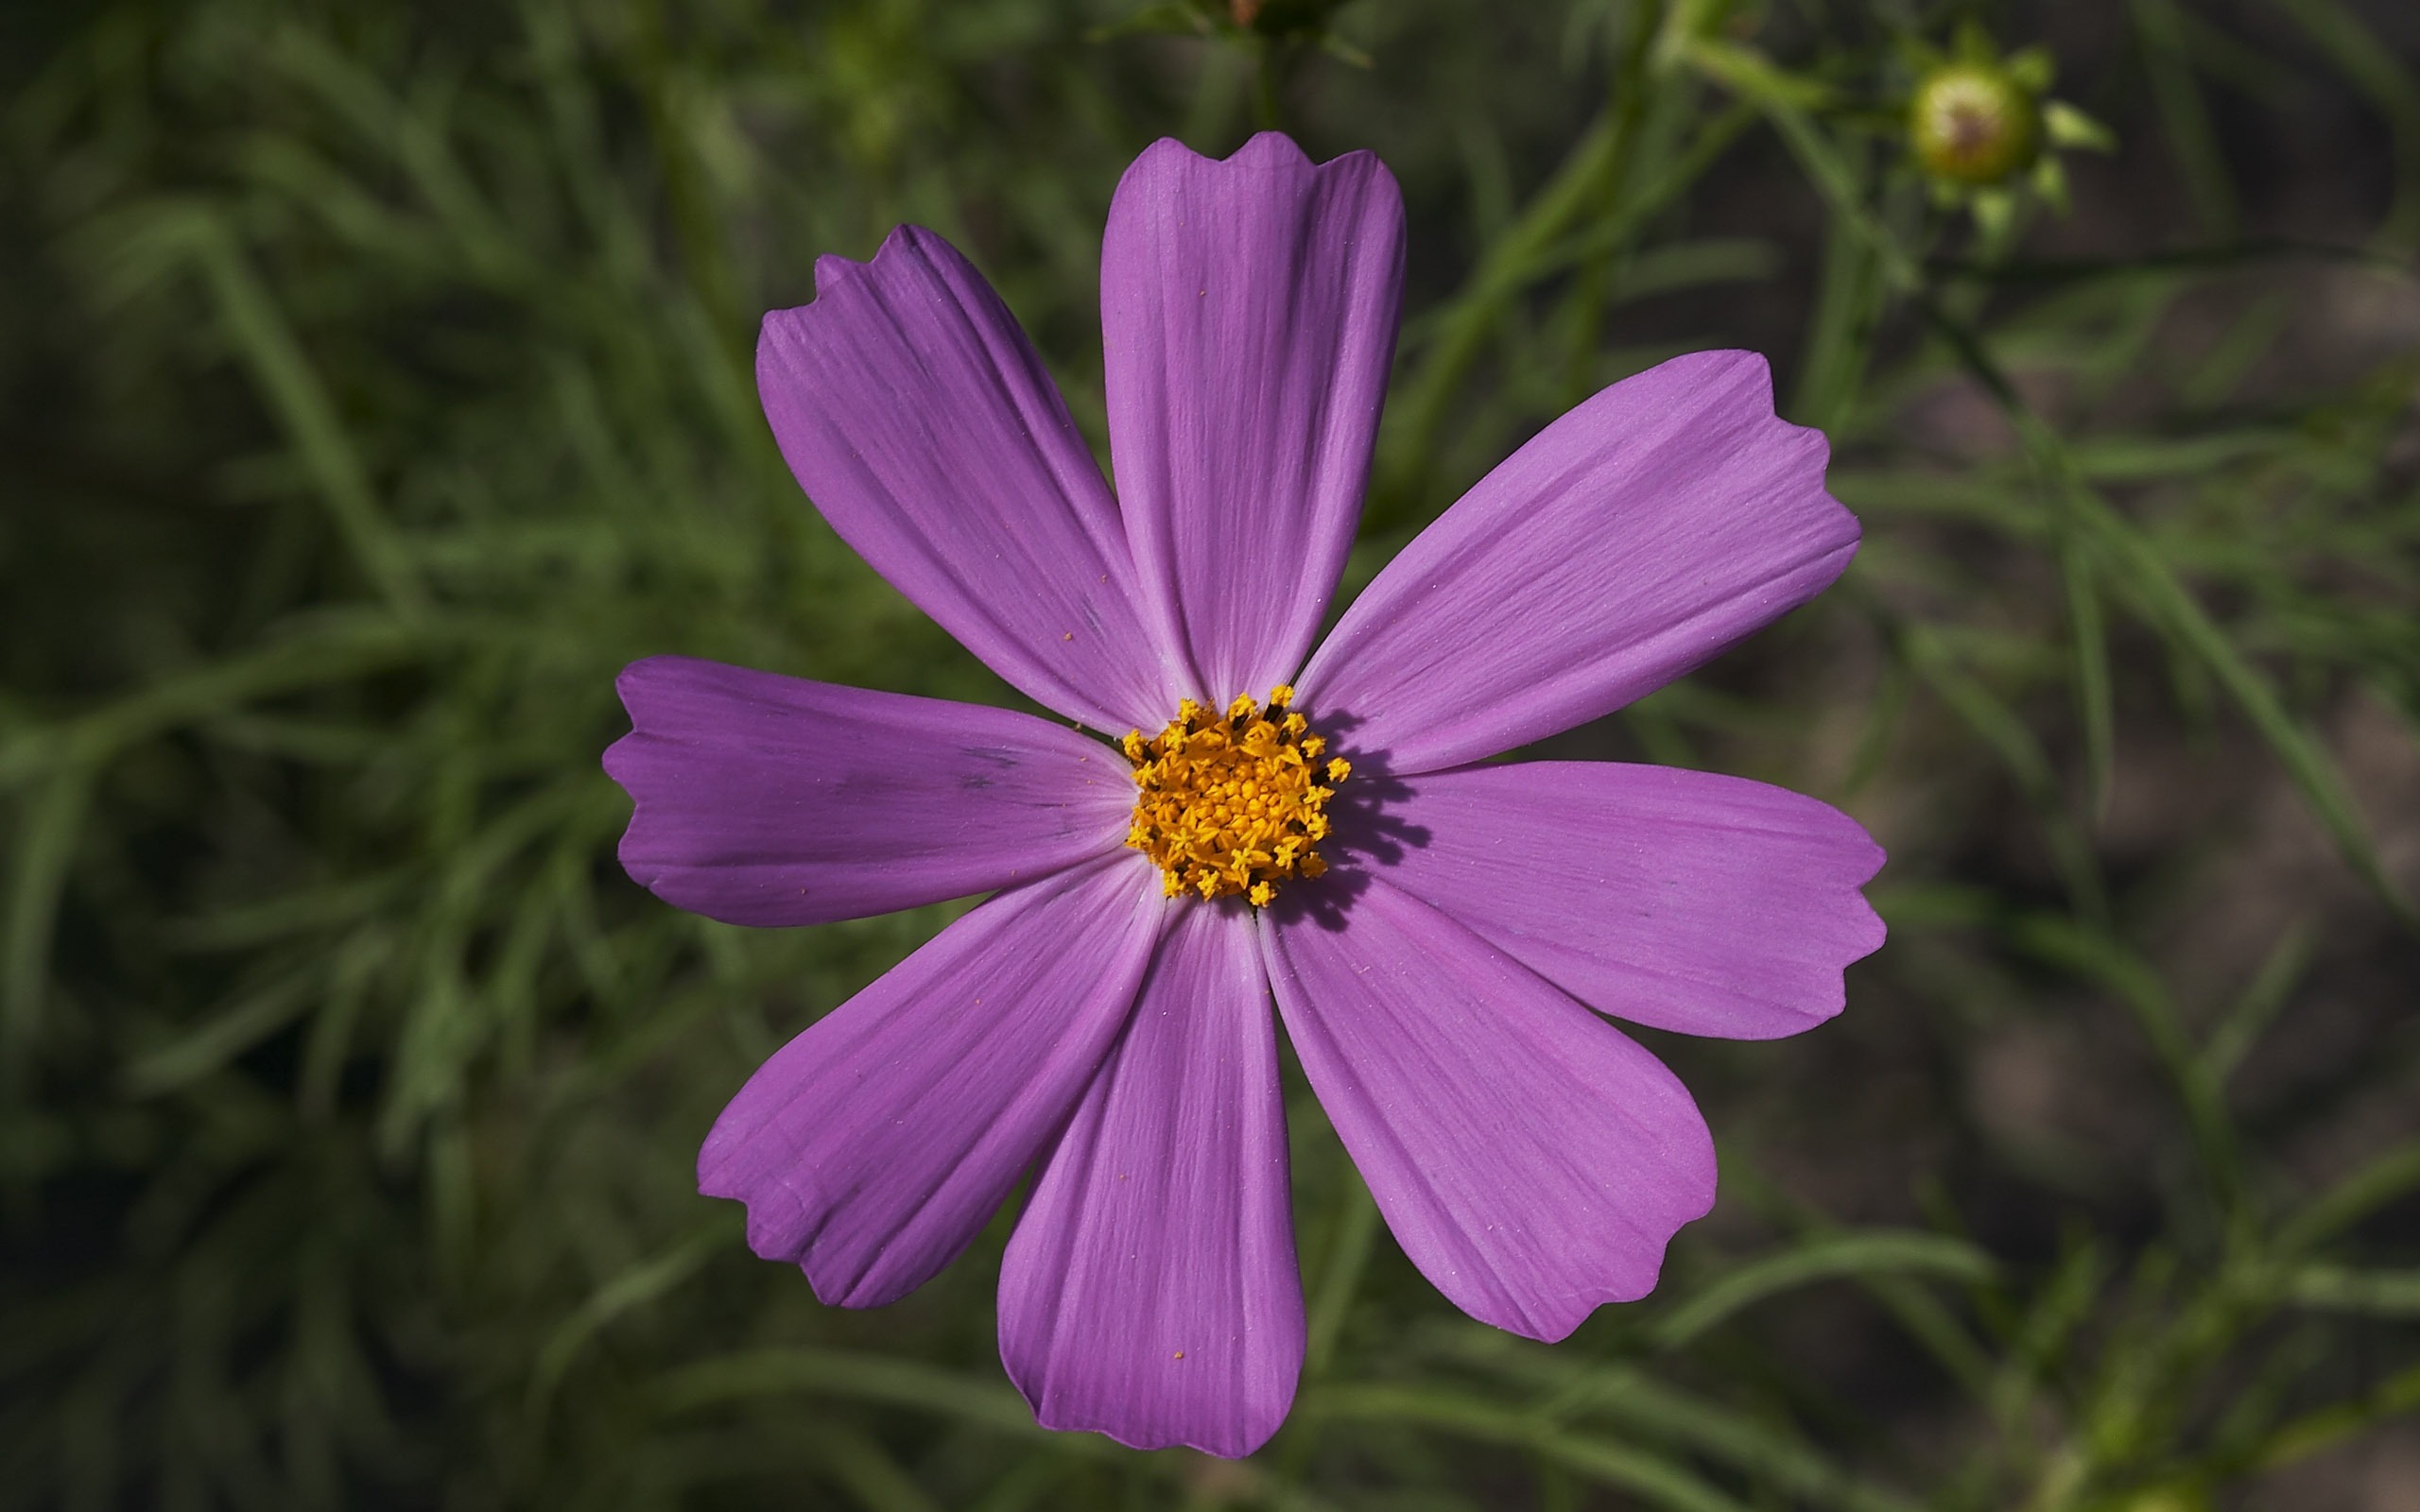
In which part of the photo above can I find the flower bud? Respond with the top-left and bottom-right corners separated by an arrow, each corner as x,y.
1909,62 -> 2041,186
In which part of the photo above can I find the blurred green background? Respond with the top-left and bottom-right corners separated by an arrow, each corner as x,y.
6,0 -> 2420,1506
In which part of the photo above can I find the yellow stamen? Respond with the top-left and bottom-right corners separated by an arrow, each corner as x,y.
1123,688 -> 1344,908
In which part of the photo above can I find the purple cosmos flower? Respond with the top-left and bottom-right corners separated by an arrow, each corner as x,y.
604,132 -> 1885,1459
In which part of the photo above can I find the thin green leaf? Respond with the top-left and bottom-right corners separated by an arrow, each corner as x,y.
1652,1230 -> 1997,1349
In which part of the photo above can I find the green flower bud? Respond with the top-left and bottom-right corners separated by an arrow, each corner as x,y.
1910,62 -> 2042,185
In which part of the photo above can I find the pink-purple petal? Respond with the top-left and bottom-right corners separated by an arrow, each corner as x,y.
605,656 -> 1132,928
1297,351 -> 1858,775
1103,133 -> 1406,702
1260,878 -> 1715,1342
1362,762 -> 1885,1040
998,904 -> 1301,1458
758,226 -> 1178,733
698,856 -> 1164,1308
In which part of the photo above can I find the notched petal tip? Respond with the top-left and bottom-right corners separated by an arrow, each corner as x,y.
601,660 -> 666,884
1232,129 -> 1314,166
1121,129 -> 1396,193
610,652 -> 702,721
598,728 -> 638,790
694,1151 -> 867,1304
1023,1397 -> 1290,1461
1817,806 -> 1892,965
1668,344 -> 1842,465
611,653 -> 660,704
1510,1121 -> 1718,1343
1694,346 -> 1862,553
1010,1314 -> 1300,1457
1227,129 -> 1399,186
1716,350 -> 1842,461
1845,823 -> 1891,889
1124,130 -> 1305,180
755,226 -> 940,352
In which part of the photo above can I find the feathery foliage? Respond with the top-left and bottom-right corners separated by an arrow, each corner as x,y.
5,0 -> 2419,1506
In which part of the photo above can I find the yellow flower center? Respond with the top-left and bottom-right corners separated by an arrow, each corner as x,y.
1122,685 -> 1350,908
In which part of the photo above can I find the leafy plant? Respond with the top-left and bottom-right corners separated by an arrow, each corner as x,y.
4,0 -> 2416,1506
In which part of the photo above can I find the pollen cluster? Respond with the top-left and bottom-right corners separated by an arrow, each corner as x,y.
1122,686 -> 1350,908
